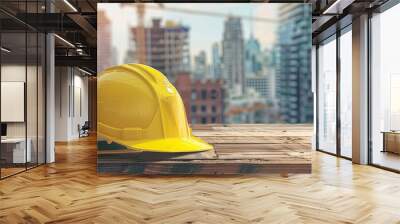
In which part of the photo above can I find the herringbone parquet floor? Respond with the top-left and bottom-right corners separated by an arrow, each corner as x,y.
1,135 -> 400,224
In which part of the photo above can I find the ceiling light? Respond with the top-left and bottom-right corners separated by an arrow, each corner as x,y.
1,47 -> 11,53
323,0 -> 354,15
78,67 -> 93,76
323,0 -> 341,14
54,34 -> 75,48
76,48 -> 86,55
63,0 -> 78,12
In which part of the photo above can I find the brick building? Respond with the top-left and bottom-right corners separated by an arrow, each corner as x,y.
175,73 -> 224,124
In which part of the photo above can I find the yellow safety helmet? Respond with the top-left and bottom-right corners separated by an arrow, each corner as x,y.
97,63 -> 213,153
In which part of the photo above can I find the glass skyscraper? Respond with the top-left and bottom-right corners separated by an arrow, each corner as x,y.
277,4 -> 313,123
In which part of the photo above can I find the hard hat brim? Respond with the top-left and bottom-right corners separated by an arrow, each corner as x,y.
118,136 -> 213,153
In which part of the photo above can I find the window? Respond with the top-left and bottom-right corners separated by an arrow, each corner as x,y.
201,105 -> 207,113
191,90 -> 197,100
340,28 -> 352,158
201,117 -> 207,124
0,3 -> 47,179
317,36 -> 337,154
211,89 -> 217,99
370,4 -> 400,171
211,117 -> 217,123
211,105 -> 217,113
201,89 -> 207,100
191,105 -> 197,113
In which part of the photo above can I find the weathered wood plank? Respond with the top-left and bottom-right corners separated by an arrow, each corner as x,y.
97,163 -> 311,175
97,149 -> 217,160
97,124 -> 313,175
194,131 -> 313,137
200,136 -> 312,144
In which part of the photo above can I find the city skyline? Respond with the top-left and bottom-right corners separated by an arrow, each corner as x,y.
97,3 -> 313,124
98,3 -> 280,64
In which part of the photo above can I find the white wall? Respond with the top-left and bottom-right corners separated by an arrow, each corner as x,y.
1,66 -> 26,138
1,63 -> 46,164
1,65 -> 33,138
55,67 -> 70,141
55,67 -> 89,141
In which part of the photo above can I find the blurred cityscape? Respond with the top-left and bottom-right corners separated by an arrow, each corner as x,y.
98,3 -> 313,124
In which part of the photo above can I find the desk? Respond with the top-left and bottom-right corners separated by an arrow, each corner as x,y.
1,138 -> 31,163
382,131 -> 400,155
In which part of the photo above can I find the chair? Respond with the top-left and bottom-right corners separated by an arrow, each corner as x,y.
79,121 -> 90,138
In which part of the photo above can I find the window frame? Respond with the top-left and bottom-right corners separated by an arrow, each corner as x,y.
315,23 -> 353,160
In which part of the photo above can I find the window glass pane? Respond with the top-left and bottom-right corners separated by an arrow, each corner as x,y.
318,37 -> 337,154
1,30 -> 28,177
27,31 -> 38,168
25,0 -> 42,169
38,32 -> 46,165
371,4 -> 400,171
0,1 -> 46,179
340,29 -> 352,158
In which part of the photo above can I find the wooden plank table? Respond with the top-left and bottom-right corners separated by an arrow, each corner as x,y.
97,124 -> 313,175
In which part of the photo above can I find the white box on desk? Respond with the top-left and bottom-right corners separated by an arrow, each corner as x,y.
11,139 -> 31,163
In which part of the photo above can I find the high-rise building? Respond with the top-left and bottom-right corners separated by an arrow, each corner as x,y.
175,73 -> 224,124
263,46 -> 279,106
211,42 -> 222,80
97,10 -> 112,72
222,17 -> 245,95
277,4 -> 313,123
245,74 -> 270,99
130,19 -> 190,81
245,35 -> 263,75
193,51 -> 208,80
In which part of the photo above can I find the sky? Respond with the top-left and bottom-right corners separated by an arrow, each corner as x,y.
98,3 -> 281,64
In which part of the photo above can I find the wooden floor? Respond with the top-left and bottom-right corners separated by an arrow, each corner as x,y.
0,167 -> 26,178
1,128 -> 400,223
373,151 -> 400,171
98,124 -> 312,175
